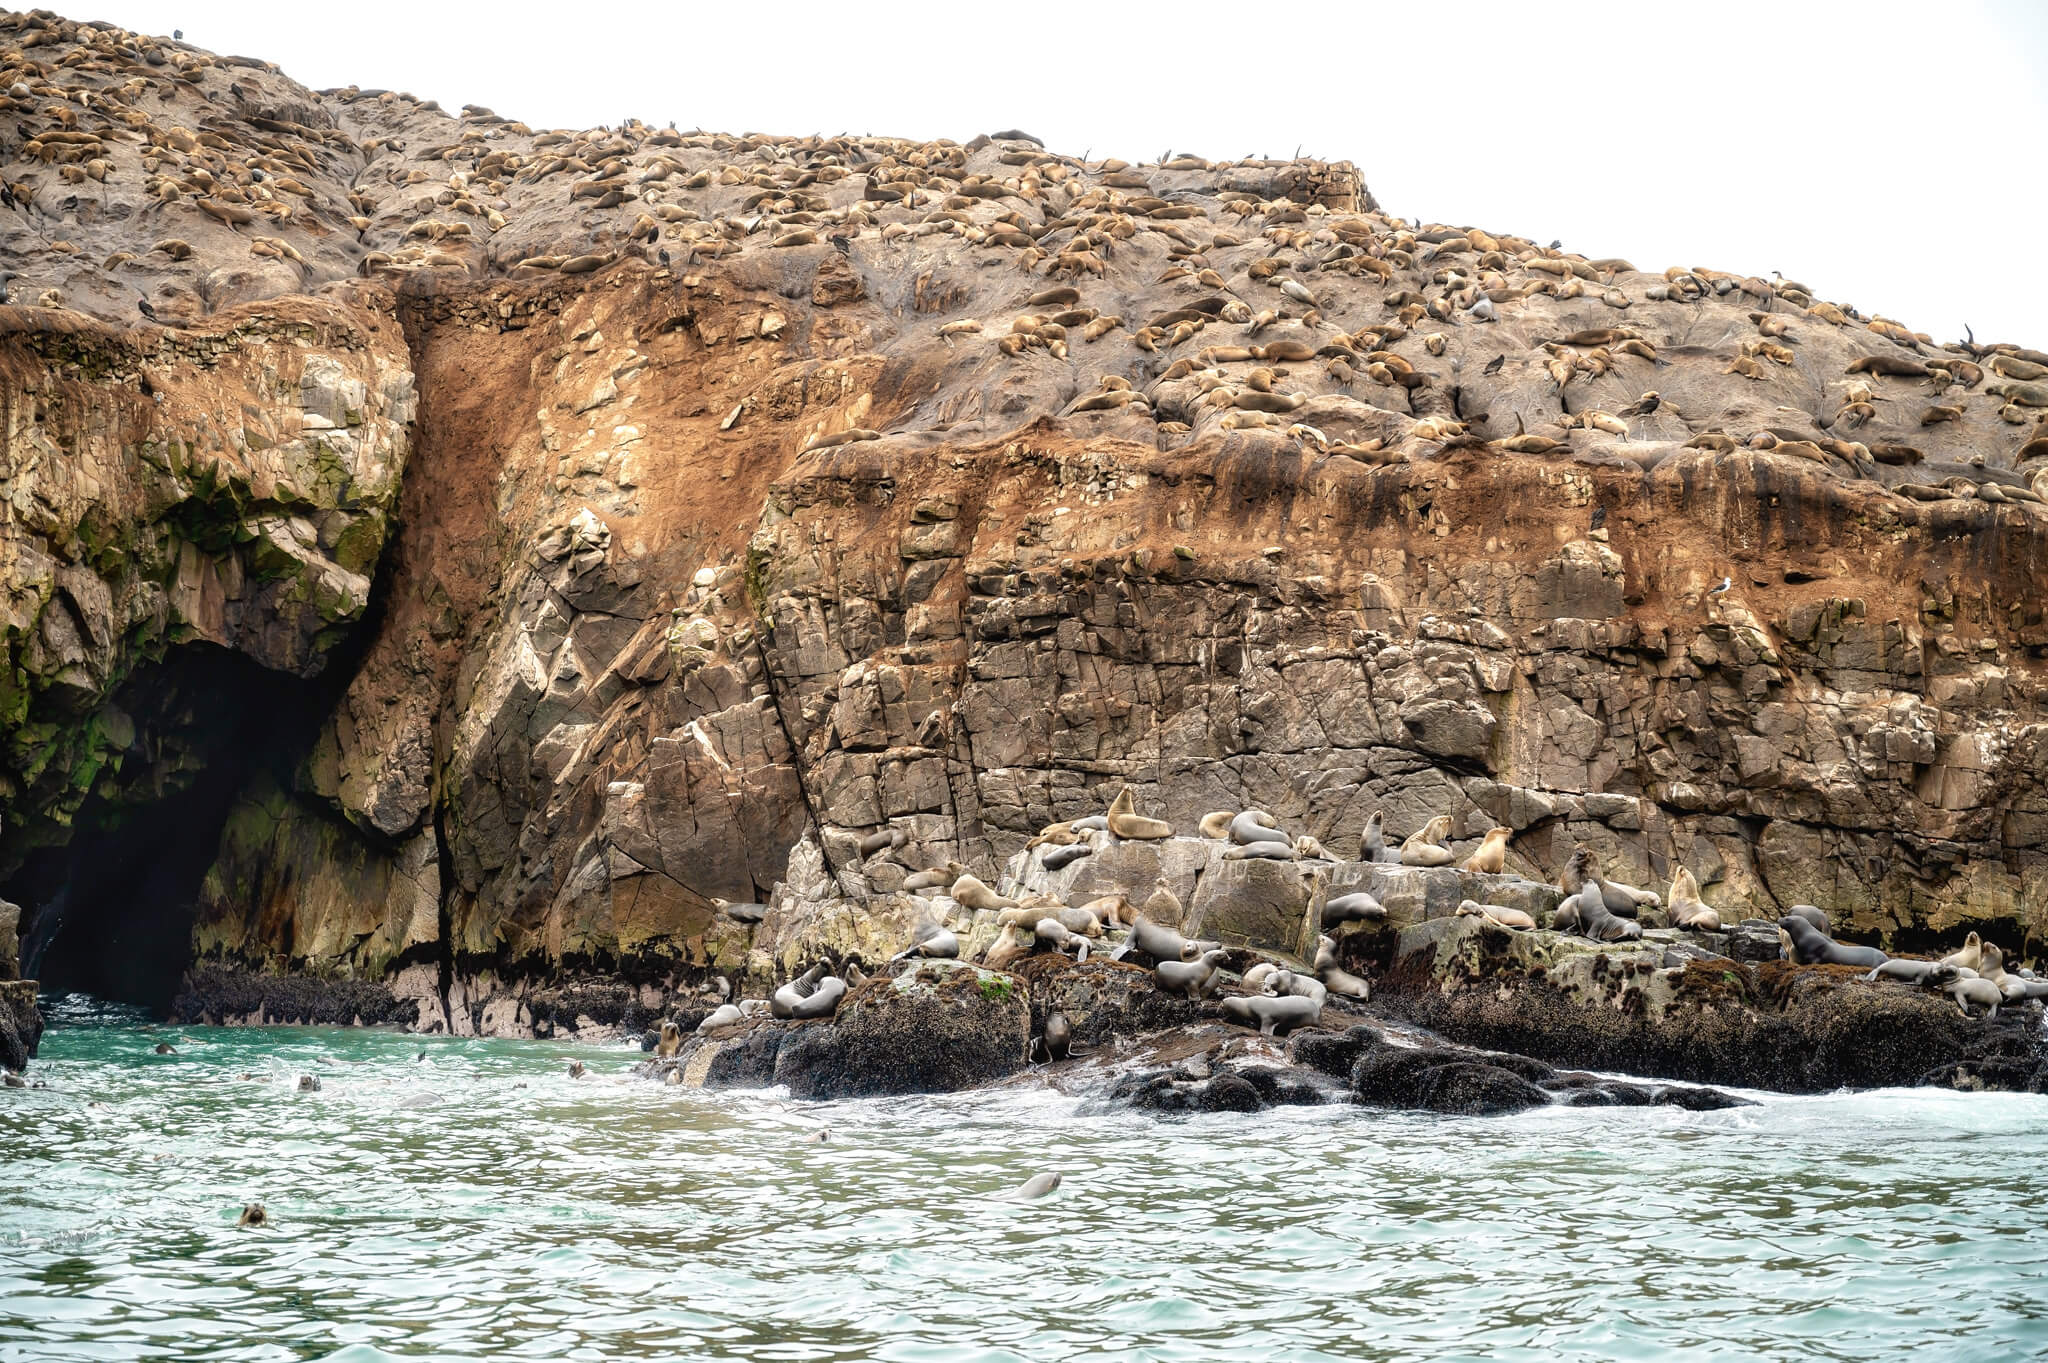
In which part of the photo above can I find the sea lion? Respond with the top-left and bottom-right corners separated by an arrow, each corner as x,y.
1199,811 -> 1236,839
858,827 -> 906,857
1114,914 -> 1200,964
153,1042 -> 176,1054
1273,970 -> 1329,1007
891,921 -> 960,962
1034,918 -> 1092,962
1229,810 -> 1290,846
1593,872 -> 1660,916
1779,916 -> 1887,968
1361,811 -> 1398,863
984,924 -> 1032,970
1783,903 -> 1830,934
1105,786 -> 1173,839
901,868 -> 952,891
1399,816 -> 1456,867
655,1020 -> 683,1058
951,873 -> 1019,910
1039,1011 -> 1072,1061
1315,935 -> 1370,999
1322,891 -> 1386,926
1456,899 -> 1535,930
565,1062 -> 585,1080
1937,931 -> 1984,972
1242,962 -> 1286,991
1460,827 -> 1512,874
698,1003 -> 747,1033
1070,816 -> 1109,832
237,1203 -> 268,1229
771,963 -> 827,1018
1042,843 -> 1093,871
1664,867 -> 1720,931
1155,948 -> 1227,998
1219,992 -> 1323,1036
1078,894 -> 1132,928
1561,889 -> 1641,943
297,1074 -> 322,1092
1863,959 -> 1961,987
785,975 -> 848,1020
1005,1172 -> 1063,1200
1224,840 -> 1297,861
1947,976 -> 2002,1019
715,898 -> 768,924
1294,836 -> 1332,860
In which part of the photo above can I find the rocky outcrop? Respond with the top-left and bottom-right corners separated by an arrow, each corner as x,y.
1,10 -> 2045,1080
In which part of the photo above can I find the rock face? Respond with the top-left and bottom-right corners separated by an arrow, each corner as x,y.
1,11 -> 2046,1063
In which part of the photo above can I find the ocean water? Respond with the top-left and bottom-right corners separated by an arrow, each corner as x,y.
3,996 -> 2046,1363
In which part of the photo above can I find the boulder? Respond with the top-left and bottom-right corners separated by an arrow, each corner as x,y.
770,961 -> 1029,1099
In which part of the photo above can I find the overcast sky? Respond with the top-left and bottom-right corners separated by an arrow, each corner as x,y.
82,0 -> 2048,346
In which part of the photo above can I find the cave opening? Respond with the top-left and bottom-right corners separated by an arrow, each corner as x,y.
4,644 -> 343,1016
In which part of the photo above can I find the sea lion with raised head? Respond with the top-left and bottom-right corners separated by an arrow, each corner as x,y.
1665,867 -> 1720,930
1219,992 -> 1323,1036
1399,815 -> 1456,867
656,1020 -> 683,1057
771,963 -> 826,1018
1105,787 -> 1173,839
1005,1172 -> 1063,1200
1315,934 -> 1370,999
1037,1010 -> 1073,1061
1155,948 -> 1227,998
1361,811 -> 1400,864
1784,903 -> 1831,934
237,1203 -> 268,1229
1937,931 -> 1984,973
1229,810 -> 1290,845
1779,916 -> 1887,968
1560,889 -> 1641,943
1461,827 -> 1511,874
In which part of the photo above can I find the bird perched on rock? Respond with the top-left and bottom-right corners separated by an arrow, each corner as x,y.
1708,576 -> 1732,596
136,296 -> 158,322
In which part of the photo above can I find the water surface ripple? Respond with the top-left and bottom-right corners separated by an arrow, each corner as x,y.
4,996 -> 2046,1361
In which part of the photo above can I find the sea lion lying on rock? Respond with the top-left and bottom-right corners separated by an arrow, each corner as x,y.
1322,891 -> 1386,926
1456,899 -> 1535,930
1779,916 -> 1887,968
891,921 -> 960,963
1219,992 -> 1322,1036
1112,915 -> 1209,964
1106,787 -> 1173,839
1399,815 -> 1455,867
1224,839 -> 1297,861
951,873 -> 1019,910
1558,888 -> 1641,942
1034,918 -> 1092,962
1229,810 -> 1289,846
1042,843 -> 1093,871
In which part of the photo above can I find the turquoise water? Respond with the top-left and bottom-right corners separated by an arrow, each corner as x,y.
4,996 -> 2047,1362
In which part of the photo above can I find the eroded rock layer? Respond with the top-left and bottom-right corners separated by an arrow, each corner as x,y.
0,10 -> 2044,1047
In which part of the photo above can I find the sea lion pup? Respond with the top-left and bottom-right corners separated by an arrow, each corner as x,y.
1947,975 -> 2003,1019
1864,958 -> 1960,987
237,1203 -> 268,1229
656,1020 -> 683,1057
1199,811 -> 1236,839
1155,948 -> 1228,998
1229,810 -> 1290,846
1105,786 -> 1173,839
1224,839 -> 1297,861
1113,914 -> 1201,964
950,872 -> 1020,911
1005,1172 -> 1063,1201
1322,891 -> 1387,926
901,867 -> 952,892
1665,867 -> 1721,931
1220,991 -> 1324,1036
1141,876 -> 1184,929
891,921 -> 960,963
1042,842 -> 1093,871
1784,903 -> 1831,934
1456,899 -> 1535,930
698,1003 -> 748,1033
1360,811 -> 1402,864
1461,827 -> 1512,874
1315,935 -> 1371,999
1937,931 -> 1984,973
1779,916 -> 1888,968
1399,816 -> 1456,867
1560,889 -> 1641,943
1272,969 -> 1329,1007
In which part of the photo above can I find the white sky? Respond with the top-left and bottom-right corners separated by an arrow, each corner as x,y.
76,0 -> 2048,347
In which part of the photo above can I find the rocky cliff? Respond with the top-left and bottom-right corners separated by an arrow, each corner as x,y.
2,9 -> 2046,1044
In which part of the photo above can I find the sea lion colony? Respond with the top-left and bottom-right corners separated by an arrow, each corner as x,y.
0,8 -> 2044,510
735,787 -> 2040,1040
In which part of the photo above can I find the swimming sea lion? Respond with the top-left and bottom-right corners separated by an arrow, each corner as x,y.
297,1074 -> 322,1092
656,1020 -> 683,1057
951,873 -> 1019,910
1105,786 -> 1173,839
1399,815 -> 1455,867
1322,891 -> 1386,926
1219,992 -> 1323,1035
1199,811 -> 1236,839
1042,843 -> 1093,871
1005,1172 -> 1063,1200
1779,916 -> 1887,968
1155,948 -> 1227,998
1665,867 -> 1720,930
1460,827 -> 1511,874
154,1042 -> 176,1055
237,1203 -> 268,1229
566,1062 -> 585,1080
1937,931 -> 1984,972
1229,810 -> 1290,845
